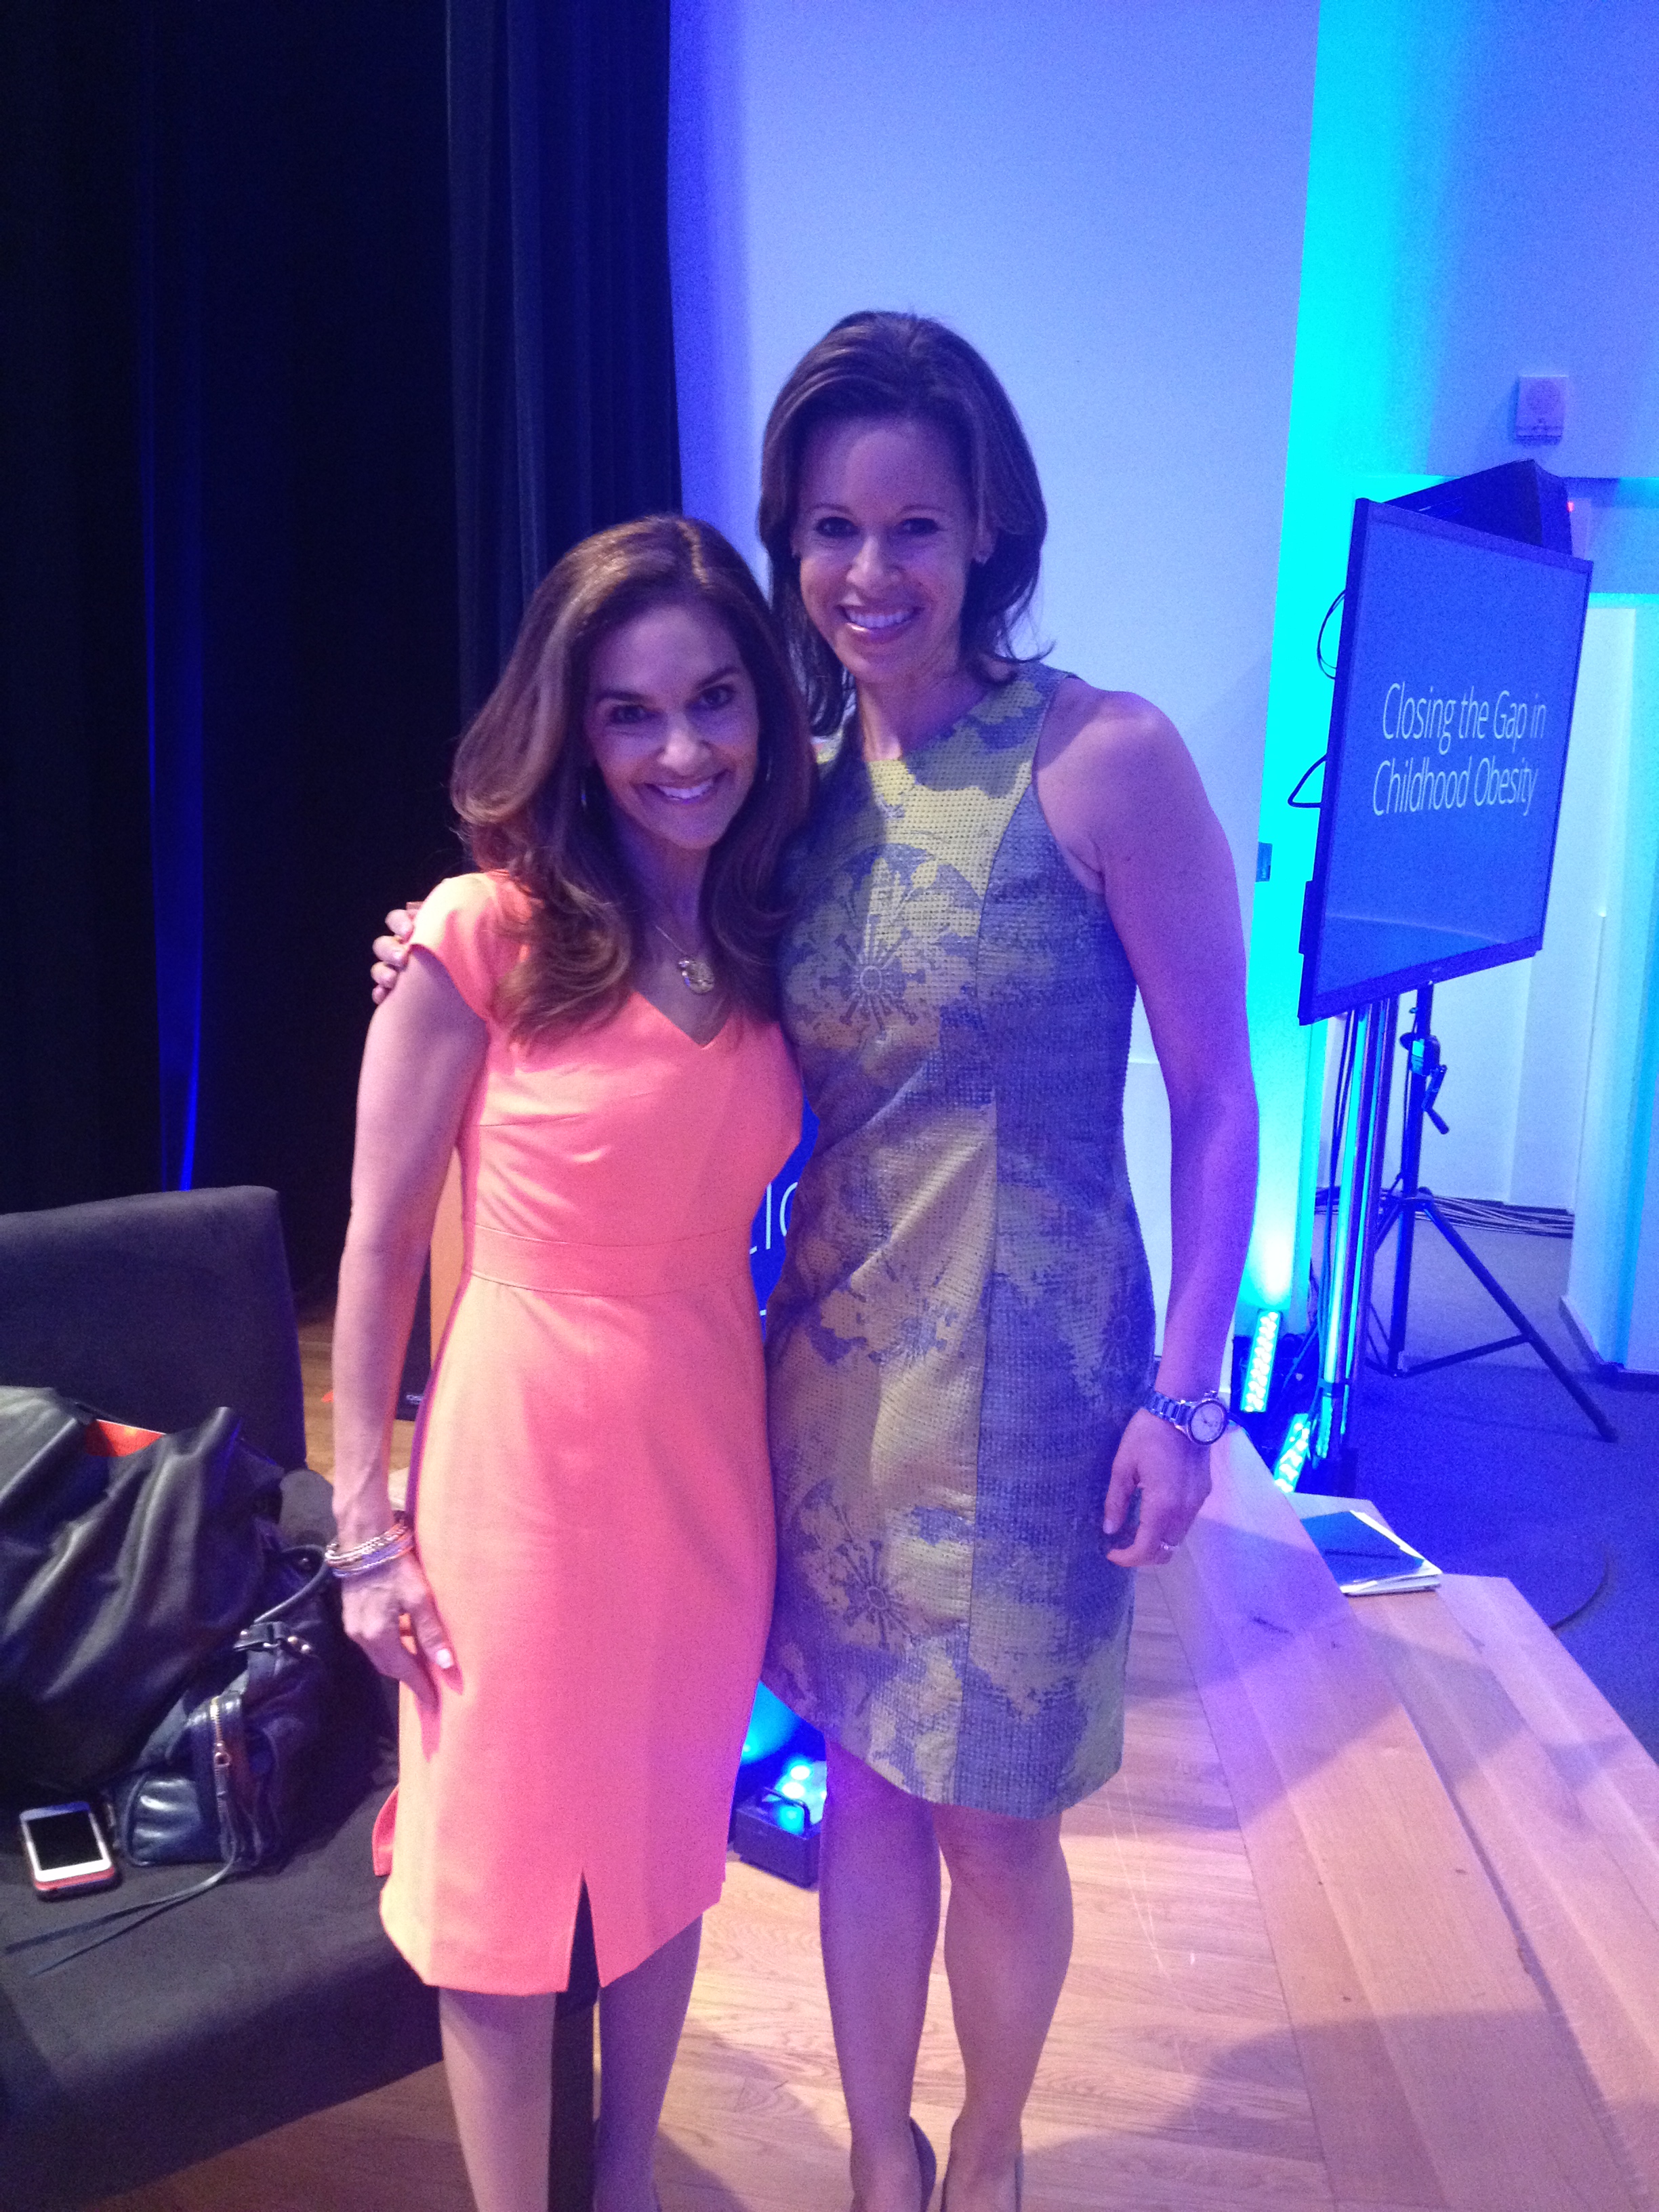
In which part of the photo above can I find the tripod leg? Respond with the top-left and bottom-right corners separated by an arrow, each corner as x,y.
1388,1195 -> 1419,1377
1310,1001 -> 1395,1490
1356,1000 -> 1400,1370
1387,989 -> 1433,1376
1419,1198 -> 1616,1442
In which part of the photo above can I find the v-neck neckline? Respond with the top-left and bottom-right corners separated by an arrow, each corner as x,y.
630,988 -> 735,1052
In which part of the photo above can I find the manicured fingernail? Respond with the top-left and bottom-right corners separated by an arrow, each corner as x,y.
435,1647 -> 455,1671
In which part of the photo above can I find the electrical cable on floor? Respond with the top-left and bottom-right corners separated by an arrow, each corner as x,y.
1547,1547 -> 1613,1635
1431,1197 -> 1574,1238
1320,1191 -> 1574,1240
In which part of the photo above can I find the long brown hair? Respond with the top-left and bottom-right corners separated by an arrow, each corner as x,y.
758,312 -> 1048,733
449,516 -> 815,1042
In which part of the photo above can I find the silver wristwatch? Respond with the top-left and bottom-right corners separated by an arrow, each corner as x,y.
1144,1387 -> 1229,1446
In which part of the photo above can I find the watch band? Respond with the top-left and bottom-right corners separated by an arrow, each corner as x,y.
1144,1387 -> 1229,1445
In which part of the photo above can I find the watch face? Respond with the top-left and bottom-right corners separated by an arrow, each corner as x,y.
1189,1396 -> 1229,1446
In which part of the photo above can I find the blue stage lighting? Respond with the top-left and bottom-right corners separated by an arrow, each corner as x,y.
1274,1410 -> 1313,1492
739,1683 -> 800,1765
771,1759 -> 827,1826
1241,1309 -> 1282,1414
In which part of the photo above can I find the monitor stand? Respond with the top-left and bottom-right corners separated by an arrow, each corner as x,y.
1372,986 -> 1614,1441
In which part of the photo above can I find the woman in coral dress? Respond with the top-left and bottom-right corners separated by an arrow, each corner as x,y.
329,516 -> 813,2212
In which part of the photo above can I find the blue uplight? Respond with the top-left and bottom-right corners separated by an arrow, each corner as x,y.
770,1759 -> 827,1826
1241,1310 -> 1282,1414
739,1682 -> 800,1765
1273,1410 -> 1313,1492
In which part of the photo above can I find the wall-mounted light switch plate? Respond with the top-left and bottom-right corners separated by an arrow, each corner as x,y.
1514,375 -> 1567,443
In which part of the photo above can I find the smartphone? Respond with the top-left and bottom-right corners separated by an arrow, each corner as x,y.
18,1801 -> 121,1897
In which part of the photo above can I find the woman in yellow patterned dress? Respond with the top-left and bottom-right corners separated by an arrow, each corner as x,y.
757,314 -> 1256,2212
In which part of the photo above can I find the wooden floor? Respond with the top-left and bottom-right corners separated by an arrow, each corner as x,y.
95,1341 -> 1659,2211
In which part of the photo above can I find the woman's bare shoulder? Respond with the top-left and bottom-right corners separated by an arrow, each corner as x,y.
407,869 -> 528,1022
1036,676 -> 1206,859
1042,676 -> 1183,768
1033,675 -> 1242,998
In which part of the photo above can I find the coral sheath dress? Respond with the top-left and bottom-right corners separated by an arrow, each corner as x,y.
373,871 -> 802,1994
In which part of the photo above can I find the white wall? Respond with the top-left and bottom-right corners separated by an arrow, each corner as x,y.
669,0 -> 1321,1334
1399,607 -> 1631,1207
1507,610 -> 1627,1208
1250,0 -> 1659,1322
670,0 -> 1318,889
1567,603 -> 1659,1372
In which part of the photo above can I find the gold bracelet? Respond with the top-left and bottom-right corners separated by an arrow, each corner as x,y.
329,1534 -> 415,1581
325,1511 -> 414,1575
327,1529 -> 416,1580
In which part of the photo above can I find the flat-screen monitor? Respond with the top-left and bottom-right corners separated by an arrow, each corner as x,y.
1298,498 -> 1591,1023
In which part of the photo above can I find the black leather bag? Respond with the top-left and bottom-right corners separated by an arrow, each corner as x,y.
106,1543 -> 356,1868
0,1387 -> 284,1798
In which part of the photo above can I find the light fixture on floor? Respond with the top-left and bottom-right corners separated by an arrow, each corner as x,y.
1240,1310 -> 1282,1414
1274,1410 -> 1313,1491
733,1759 -> 826,1887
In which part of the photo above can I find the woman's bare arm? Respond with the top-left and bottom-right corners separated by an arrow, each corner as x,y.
1036,687 -> 1258,1567
333,945 -> 486,1703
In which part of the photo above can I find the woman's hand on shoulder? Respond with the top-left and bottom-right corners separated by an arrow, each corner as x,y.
340,1551 -> 456,1712
1102,1407 -> 1212,1567
371,903 -> 421,1004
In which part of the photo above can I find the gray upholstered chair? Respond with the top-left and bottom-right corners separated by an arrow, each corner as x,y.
0,1186 -> 596,2211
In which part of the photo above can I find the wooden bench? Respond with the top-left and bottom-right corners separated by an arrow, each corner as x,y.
1161,1429 -> 1659,2212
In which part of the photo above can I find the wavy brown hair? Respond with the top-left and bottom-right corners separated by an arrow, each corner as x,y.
758,311 -> 1048,733
449,515 -> 815,1042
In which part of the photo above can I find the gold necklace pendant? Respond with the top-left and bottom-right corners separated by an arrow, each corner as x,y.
653,920 -> 717,995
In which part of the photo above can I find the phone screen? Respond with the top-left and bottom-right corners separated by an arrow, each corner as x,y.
24,1807 -> 108,1872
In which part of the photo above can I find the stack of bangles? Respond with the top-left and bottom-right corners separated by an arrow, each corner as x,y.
323,1511 -> 416,1580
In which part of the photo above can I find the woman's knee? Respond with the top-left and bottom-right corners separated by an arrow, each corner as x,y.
441,1985 -> 558,2048
439,1986 -> 558,2119
934,1805 -> 1065,1906
826,1742 -> 933,1830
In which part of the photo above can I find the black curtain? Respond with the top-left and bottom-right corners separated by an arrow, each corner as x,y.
449,0 -> 681,715
0,6 -> 159,1215
0,1 -> 681,1299
145,5 -> 463,1298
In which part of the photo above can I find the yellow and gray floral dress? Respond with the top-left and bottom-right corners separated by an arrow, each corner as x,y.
762,663 -> 1156,1819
